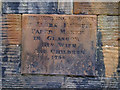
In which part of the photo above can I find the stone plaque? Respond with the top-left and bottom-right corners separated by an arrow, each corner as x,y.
22,14 -> 97,76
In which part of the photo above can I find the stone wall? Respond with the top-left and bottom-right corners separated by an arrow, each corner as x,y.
0,1 -> 120,89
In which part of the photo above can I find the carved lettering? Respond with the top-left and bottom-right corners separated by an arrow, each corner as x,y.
22,15 -> 97,76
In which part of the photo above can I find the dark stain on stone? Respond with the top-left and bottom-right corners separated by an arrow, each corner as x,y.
2,67 -> 6,77
47,2 -> 58,14
2,47 -> 9,62
25,37 -> 49,73
117,38 -> 120,41
2,2 -> 20,14
2,2 -> 58,14
2,56 -> 8,62
64,44 -> 95,76
91,41 -> 94,50
58,9 -> 65,14
46,82 -> 61,88
96,31 -> 105,76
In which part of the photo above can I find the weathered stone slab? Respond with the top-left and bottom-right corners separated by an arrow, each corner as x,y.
74,2 -> 119,15
1,14 -> 21,45
22,14 -> 97,76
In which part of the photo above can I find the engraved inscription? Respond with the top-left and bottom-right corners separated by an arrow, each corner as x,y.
22,15 -> 97,76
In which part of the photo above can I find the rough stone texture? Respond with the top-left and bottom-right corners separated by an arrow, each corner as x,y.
98,16 -> 119,77
2,1 -> 73,15
0,15 -> 2,89
2,14 -> 21,45
1,41 -> 119,89
2,75 -> 64,88
2,75 -> 120,89
118,16 -> 120,89
2,1 -> 58,14
58,0 -> 73,14
0,1 -> 120,89
1,14 -> 119,89
74,2 -> 119,15
0,1 -> 2,89
62,77 -> 119,89
0,0 -> 1,14
22,14 -> 97,76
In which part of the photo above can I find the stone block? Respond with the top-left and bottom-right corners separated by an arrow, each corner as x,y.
2,14 -> 21,45
98,15 -> 119,77
74,2 -> 119,15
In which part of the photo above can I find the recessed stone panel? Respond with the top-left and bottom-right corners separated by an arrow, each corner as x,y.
22,14 -> 97,76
